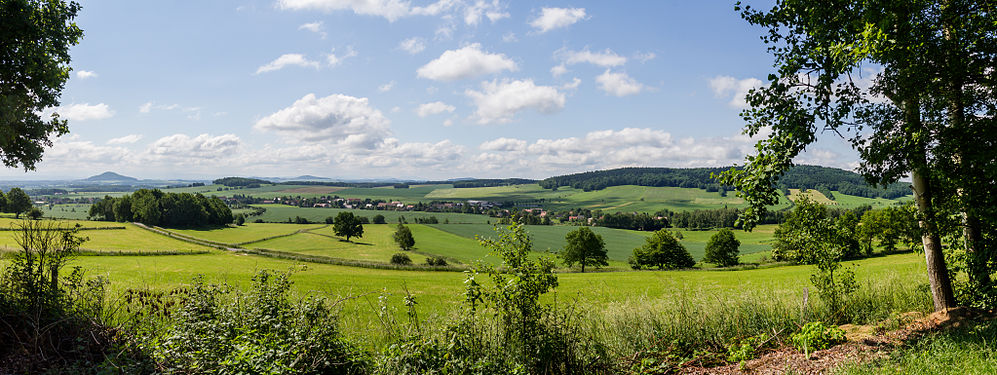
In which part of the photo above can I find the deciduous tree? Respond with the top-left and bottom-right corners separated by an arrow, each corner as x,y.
703,228 -> 740,267
333,211 -> 363,242
393,223 -> 414,250
560,227 -> 608,272
5,187 -> 32,218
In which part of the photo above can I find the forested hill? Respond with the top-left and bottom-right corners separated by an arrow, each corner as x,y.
539,165 -> 910,199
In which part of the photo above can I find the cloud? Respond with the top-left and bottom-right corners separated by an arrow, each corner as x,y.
709,75 -> 763,109
139,102 -> 153,113
256,53 -> 320,74
326,47 -> 357,66
463,0 -> 508,25
148,133 -> 241,158
57,103 -> 114,121
561,77 -> 581,90
529,7 -> 586,33
502,32 -> 517,42
298,21 -> 327,38
398,37 -> 426,54
378,81 -> 395,92
635,52 -> 656,63
277,0 -> 454,22
136,102 -> 201,118
43,138 -> 132,167
107,134 -> 143,144
75,70 -> 98,79
416,101 -> 456,117
550,64 -> 567,77
556,47 -> 626,67
417,43 -> 516,81
465,79 -> 565,124
596,70 -> 644,96
480,137 -> 526,151
254,93 -> 391,148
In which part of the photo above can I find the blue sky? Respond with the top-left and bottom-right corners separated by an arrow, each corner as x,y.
11,0 -> 858,180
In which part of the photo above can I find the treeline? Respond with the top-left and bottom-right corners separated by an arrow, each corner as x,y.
213,177 -> 271,187
660,207 -> 788,229
445,178 -> 537,188
89,189 -> 232,227
539,165 -> 909,199
776,165 -> 910,199
539,167 -> 730,192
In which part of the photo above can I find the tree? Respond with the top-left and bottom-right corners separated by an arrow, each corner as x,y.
629,229 -> 694,270
234,214 -> 245,226
1,0 -> 84,170
26,207 -> 43,220
6,187 -> 32,218
372,214 -> 386,224
333,211 -> 363,241
703,228 -> 740,267
560,227 -> 608,272
719,0 -> 997,311
393,223 -> 415,250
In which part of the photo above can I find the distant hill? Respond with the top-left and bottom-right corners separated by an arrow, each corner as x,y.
292,175 -> 329,180
83,171 -> 138,182
540,165 -> 910,199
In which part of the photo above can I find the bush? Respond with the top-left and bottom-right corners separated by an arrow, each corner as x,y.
791,321 -> 846,355
630,229 -> 695,270
424,256 -> 447,266
373,214 -> 386,224
154,270 -> 367,374
390,253 -> 412,265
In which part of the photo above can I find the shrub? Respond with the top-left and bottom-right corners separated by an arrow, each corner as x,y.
393,224 -> 415,251
630,229 -> 695,270
791,321 -> 846,355
390,253 -> 412,265
727,333 -> 767,363
154,270 -> 367,374
373,214 -> 386,224
424,256 -> 447,267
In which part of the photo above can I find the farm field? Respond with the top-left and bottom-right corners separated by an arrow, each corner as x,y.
39,203 -> 92,220
61,251 -> 930,343
0,221 -> 214,253
167,222 -> 326,246
251,224 -> 431,265
250,204 -> 493,224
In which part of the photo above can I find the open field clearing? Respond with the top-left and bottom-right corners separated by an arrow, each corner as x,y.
166,222 -> 325,245
251,204 -> 493,224
39,204 -> 92,220
55,251 -> 929,345
0,222 -> 215,253
787,188 -> 837,205
252,225 -> 431,264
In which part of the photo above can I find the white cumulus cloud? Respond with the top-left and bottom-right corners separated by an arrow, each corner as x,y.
57,103 -> 115,121
709,75 -> 763,109
148,133 -> 241,158
465,79 -> 565,124
75,70 -> 98,79
464,0 -> 508,25
556,47 -> 626,67
596,70 -> 644,97
298,21 -> 327,38
378,81 -> 395,92
256,53 -> 320,74
326,47 -> 357,66
107,134 -> 143,145
254,93 -> 391,148
480,137 -> 526,152
398,37 -> 426,54
416,101 -> 456,117
417,43 -> 516,81
529,7 -> 586,33
277,0 -> 453,22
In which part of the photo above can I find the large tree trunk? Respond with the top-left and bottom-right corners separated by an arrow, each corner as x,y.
911,168 -> 956,311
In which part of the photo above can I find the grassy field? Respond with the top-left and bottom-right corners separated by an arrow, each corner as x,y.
251,204 -> 493,224
0,222 -> 214,253
61,251 -> 929,343
167,222 -> 326,245
252,225 -> 430,265
39,204 -> 92,220
787,188 -> 837,205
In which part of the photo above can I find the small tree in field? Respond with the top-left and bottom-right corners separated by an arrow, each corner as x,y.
372,214 -> 386,224
393,223 -> 415,250
560,227 -> 608,272
6,188 -> 32,218
333,211 -> 363,242
629,229 -> 695,270
703,228 -> 740,267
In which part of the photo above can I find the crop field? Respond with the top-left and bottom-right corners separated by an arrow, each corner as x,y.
252,225 -> 430,264
0,222 -> 214,253
39,204 -> 92,220
787,188 -> 837,205
251,204 -> 493,224
166,222 -> 326,246
60,251 -> 929,342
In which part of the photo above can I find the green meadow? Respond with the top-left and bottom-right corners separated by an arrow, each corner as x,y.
251,204 -> 493,224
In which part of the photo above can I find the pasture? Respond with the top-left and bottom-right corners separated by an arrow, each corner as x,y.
250,204 -> 493,224
0,221 -> 214,254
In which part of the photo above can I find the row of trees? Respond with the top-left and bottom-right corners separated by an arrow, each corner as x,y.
559,226 -> 742,272
88,189 -> 232,227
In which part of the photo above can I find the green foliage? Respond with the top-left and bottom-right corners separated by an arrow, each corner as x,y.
726,333 -> 768,364
89,189 -> 233,227
772,197 -> 859,263
393,224 -> 415,250
703,228 -> 740,267
390,252 -> 412,265
5,187 -> 32,218
154,270 -> 366,374
0,0 -> 83,170
234,213 -> 245,226
790,321 -> 846,356
424,256 -> 447,266
333,211 -> 364,241
212,177 -> 272,187
372,214 -> 386,224
26,206 -> 43,220
560,226 -> 608,272
629,229 -> 695,270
